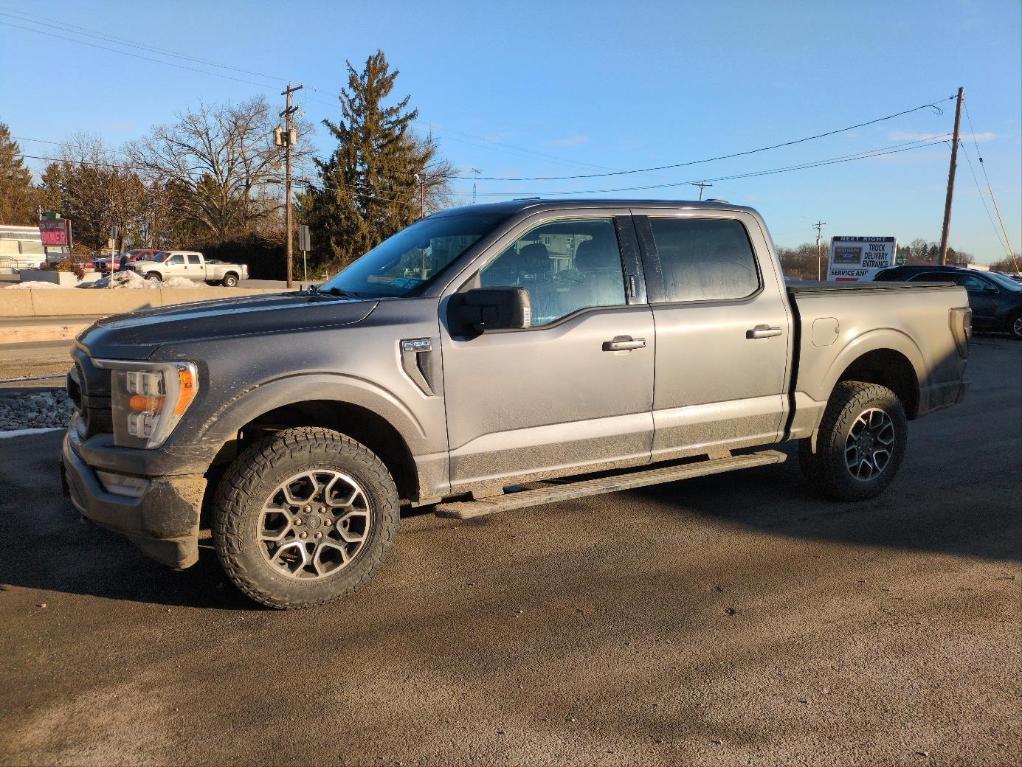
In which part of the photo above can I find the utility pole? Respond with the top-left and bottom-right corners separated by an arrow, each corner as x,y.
814,220 -> 827,281
691,181 -> 712,200
470,168 -> 481,205
938,86 -> 964,266
414,173 -> 425,219
279,82 -> 302,289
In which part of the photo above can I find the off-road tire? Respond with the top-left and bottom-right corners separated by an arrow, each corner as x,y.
145,271 -> 162,282
221,273 -> 239,288
798,381 -> 908,501
213,427 -> 400,609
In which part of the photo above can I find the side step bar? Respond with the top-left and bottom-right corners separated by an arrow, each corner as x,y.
435,449 -> 787,520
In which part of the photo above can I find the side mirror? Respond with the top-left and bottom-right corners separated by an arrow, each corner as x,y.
448,287 -> 531,335
983,284 -> 998,294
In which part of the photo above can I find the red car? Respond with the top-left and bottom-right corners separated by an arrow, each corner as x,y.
97,249 -> 163,275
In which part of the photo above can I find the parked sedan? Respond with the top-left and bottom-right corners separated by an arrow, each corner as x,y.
873,265 -> 1022,339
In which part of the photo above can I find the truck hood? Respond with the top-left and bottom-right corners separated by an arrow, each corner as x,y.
78,292 -> 379,360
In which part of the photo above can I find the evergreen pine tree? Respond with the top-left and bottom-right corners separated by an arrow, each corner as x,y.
312,51 -> 444,268
0,123 -> 39,225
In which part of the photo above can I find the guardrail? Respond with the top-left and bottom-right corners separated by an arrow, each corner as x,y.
0,286 -> 286,318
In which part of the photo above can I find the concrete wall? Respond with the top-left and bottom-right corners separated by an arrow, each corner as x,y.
0,287 -> 284,318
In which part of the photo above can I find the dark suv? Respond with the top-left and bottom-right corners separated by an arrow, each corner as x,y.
874,265 -> 1022,339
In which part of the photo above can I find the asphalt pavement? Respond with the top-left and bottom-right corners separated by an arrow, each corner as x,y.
0,339 -> 1019,766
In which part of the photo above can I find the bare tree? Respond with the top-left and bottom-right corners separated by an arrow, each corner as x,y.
44,134 -> 148,252
128,97 -> 312,244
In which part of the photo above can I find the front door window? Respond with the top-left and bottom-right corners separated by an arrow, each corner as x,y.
479,218 -> 627,326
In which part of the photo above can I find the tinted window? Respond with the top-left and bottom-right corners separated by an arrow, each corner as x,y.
187,254 -> 201,265
648,218 -> 759,302
479,218 -> 626,326
910,272 -> 955,283
873,269 -> 903,282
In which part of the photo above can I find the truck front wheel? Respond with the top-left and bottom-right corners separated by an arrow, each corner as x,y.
146,271 -> 162,282
798,381 -> 908,501
213,427 -> 400,609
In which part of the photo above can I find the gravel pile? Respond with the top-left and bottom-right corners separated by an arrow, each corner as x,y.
0,390 -> 75,431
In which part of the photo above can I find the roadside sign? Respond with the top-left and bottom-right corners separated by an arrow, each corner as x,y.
39,217 -> 72,248
827,236 -> 897,282
298,225 -> 311,252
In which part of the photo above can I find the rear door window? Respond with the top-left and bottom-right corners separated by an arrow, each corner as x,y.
187,255 -> 201,265
648,218 -> 760,302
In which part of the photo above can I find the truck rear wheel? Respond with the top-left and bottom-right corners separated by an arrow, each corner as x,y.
221,273 -> 239,287
213,427 -> 400,609
798,381 -> 907,501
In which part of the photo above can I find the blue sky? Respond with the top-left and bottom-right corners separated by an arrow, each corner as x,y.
1,0 -> 1019,262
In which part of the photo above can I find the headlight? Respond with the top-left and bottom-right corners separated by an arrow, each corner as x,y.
95,360 -> 199,448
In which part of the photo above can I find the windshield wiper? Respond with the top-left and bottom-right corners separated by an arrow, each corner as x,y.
321,286 -> 361,298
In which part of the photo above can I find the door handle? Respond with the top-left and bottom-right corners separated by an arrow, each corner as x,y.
746,324 -> 783,339
603,336 -> 646,352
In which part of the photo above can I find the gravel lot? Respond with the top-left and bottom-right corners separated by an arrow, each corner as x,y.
0,339 -> 1018,766
0,389 -> 73,431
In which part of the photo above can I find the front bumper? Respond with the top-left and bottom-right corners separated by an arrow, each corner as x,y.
61,430 -> 206,569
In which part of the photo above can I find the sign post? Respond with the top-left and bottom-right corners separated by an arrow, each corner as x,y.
827,236 -> 897,282
298,225 -> 311,283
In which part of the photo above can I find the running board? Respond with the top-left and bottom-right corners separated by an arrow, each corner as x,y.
435,450 -> 787,520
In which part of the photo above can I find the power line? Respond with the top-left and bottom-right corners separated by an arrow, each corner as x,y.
0,10 -> 285,83
22,136 -> 951,204
0,19 -> 275,90
0,10 -> 604,175
13,136 -> 62,146
468,136 -> 951,197
449,96 -> 954,181
959,140 -> 1013,259
962,97 -> 1019,269
433,128 -> 623,174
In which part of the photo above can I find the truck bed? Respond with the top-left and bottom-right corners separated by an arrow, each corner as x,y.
786,280 -> 969,441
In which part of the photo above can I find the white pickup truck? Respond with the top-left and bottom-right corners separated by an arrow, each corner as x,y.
132,250 -> 249,287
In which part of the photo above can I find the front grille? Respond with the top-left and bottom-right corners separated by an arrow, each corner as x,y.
71,348 -> 113,438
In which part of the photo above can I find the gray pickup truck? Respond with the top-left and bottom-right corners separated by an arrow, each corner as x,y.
61,199 -> 971,608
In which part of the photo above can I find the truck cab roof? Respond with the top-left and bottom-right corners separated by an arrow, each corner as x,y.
430,198 -> 758,218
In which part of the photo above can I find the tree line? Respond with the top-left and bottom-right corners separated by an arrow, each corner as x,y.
0,50 -> 448,279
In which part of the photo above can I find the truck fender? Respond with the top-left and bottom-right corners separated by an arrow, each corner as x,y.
196,373 -> 429,458
822,329 -> 925,397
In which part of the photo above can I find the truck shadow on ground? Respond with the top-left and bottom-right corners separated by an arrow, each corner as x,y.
629,446 -> 1021,566
0,427 -> 1017,611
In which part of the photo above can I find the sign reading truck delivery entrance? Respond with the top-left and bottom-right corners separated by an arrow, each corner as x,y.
827,236 -> 897,282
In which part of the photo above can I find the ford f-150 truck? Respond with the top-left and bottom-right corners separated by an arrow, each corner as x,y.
132,250 -> 249,287
61,199 -> 971,608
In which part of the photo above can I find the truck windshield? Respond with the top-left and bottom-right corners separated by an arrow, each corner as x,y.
152,251 -> 170,263
319,212 -> 508,298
